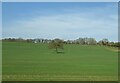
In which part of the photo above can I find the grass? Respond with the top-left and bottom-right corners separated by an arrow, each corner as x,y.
2,41 -> 118,81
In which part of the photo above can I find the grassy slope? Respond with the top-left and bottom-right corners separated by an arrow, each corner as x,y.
2,42 -> 118,81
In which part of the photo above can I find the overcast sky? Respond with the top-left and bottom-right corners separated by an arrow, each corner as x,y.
2,2 -> 118,41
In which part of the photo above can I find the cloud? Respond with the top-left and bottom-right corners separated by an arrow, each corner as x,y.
3,5 -> 118,41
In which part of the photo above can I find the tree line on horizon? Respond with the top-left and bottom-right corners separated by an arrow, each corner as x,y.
2,37 -> 120,48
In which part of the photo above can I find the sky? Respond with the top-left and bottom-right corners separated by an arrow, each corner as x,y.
0,2 -> 1,39
2,0 -> 119,2
2,2 -> 118,41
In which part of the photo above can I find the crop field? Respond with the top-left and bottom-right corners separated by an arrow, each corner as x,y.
2,42 -> 118,81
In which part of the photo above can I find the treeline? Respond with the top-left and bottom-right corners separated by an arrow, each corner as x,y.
2,37 -> 120,47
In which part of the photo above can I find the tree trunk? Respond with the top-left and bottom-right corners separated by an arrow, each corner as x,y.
56,47 -> 58,53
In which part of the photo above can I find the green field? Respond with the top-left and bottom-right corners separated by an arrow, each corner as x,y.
2,42 -> 118,81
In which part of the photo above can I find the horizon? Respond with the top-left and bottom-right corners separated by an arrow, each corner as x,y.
2,37 -> 118,42
2,2 -> 118,42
